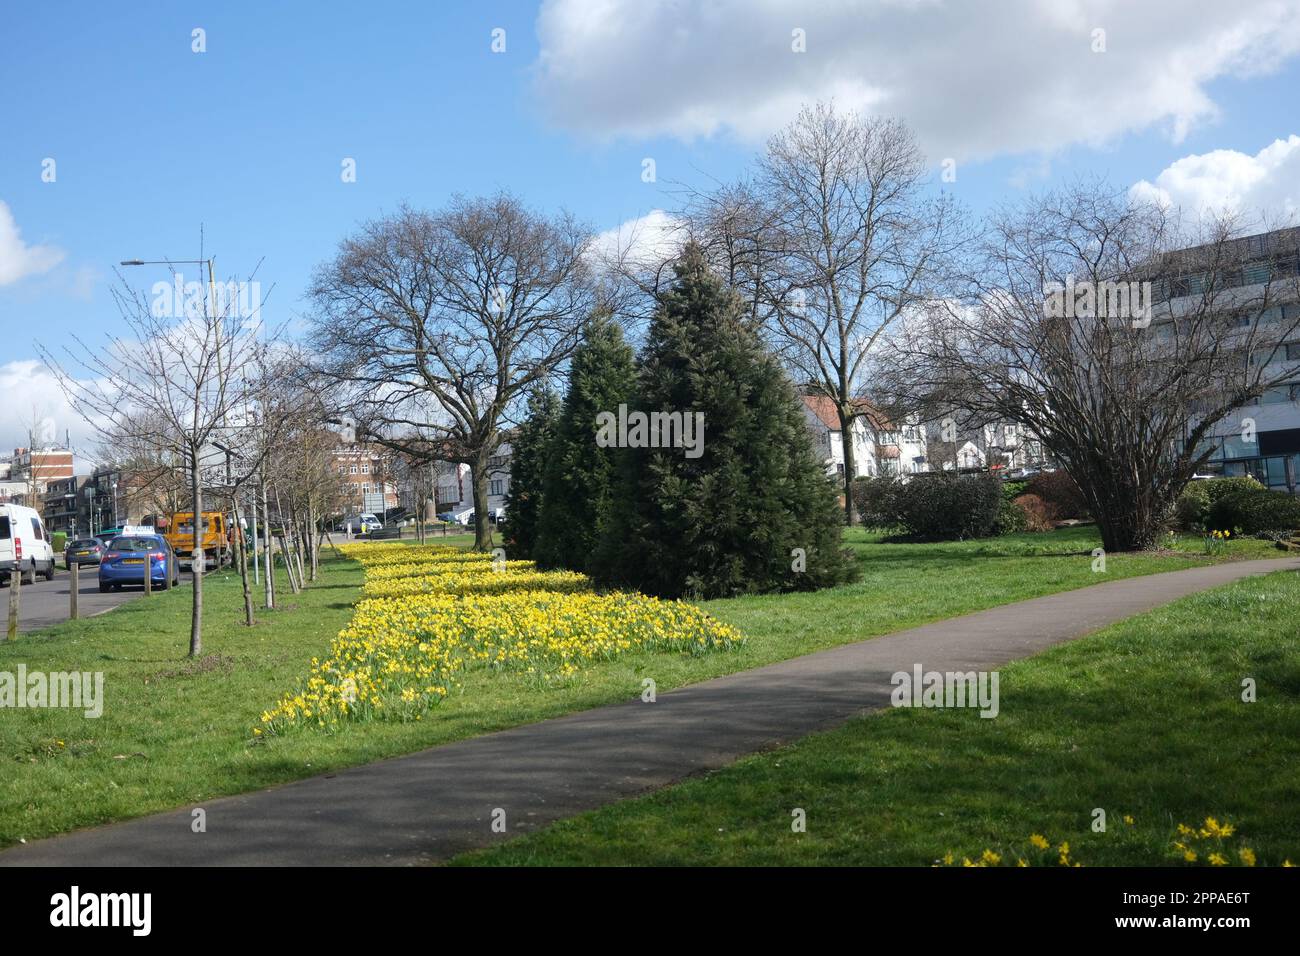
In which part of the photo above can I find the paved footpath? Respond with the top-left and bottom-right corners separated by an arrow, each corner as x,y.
4,556 -> 1297,866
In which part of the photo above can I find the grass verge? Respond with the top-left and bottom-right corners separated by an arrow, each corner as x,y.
0,527 -> 1284,848
452,568 -> 1300,866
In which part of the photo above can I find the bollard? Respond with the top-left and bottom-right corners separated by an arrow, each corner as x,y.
6,568 -> 18,641
143,553 -> 152,597
70,561 -> 79,620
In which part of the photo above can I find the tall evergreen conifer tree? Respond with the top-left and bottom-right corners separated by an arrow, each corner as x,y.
502,386 -> 559,559
535,313 -> 636,572
595,243 -> 857,598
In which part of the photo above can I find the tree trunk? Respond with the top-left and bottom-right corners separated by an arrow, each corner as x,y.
188,451 -> 203,657
295,516 -> 307,584
1079,467 -> 1164,553
308,501 -> 319,581
839,411 -> 857,526
250,491 -> 260,587
262,479 -> 275,610
278,535 -> 301,593
470,458 -> 493,550
232,495 -> 254,626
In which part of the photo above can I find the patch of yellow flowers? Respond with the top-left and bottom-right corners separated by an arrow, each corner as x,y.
936,816 -> 1292,867
260,542 -> 744,733
363,563 -> 592,600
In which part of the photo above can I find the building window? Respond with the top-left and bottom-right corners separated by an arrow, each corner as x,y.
349,464 -> 358,474
489,479 -> 504,496
361,463 -> 370,474
1243,262 -> 1272,286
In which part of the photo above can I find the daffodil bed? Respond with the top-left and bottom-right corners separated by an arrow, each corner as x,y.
260,543 -> 744,732
361,562 -> 592,600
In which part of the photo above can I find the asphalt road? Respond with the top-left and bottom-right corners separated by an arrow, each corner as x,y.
3,563 -> 189,634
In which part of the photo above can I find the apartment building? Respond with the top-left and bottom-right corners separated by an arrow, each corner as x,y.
433,446 -> 513,521
1160,227 -> 1300,493
800,395 -> 929,478
332,444 -> 400,514
3,445 -> 74,503
928,417 -> 1047,475
41,475 -> 91,536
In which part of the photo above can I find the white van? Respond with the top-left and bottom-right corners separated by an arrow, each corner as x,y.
0,503 -> 57,584
340,513 -> 383,533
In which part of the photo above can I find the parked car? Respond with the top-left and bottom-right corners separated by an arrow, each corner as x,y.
0,503 -> 57,584
98,534 -> 179,592
337,513 -> 383,533
64,536 -> 106,569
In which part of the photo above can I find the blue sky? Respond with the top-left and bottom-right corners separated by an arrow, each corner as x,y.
3,0 -> 1300,449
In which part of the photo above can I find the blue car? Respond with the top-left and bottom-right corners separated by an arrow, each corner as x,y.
98,534 -> 180,592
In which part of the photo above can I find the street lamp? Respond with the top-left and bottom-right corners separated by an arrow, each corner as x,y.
121,254 -> 226,563
120,257 -> 218,322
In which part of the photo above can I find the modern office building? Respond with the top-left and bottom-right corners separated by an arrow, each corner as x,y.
1159,227 -> 1300,493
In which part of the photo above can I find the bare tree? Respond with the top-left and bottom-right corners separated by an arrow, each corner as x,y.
887,182 -> 1300,551
95,409 -> 189,526
307,193 -> 599,550
688,103 -> 967,522
40,265 -> 264,657
204,343 -> 307,625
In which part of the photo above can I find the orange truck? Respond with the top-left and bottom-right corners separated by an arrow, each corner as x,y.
165,511 -> 236,570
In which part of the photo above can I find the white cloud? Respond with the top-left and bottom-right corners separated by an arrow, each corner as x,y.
0,200 -> 64,286
1130,135 -> 1300,221
0,360 -> 104,460
591,208 -> 685,267
532,0 -> 1300,160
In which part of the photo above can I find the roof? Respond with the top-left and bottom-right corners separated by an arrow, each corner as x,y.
800,395 -> 893,432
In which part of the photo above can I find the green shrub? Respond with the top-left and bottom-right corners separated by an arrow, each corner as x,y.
1024,470 -> 1088,519
995,495 -> 1028,534
1000,480 -> 1028,502
1173,481 -> 1211,530
1205,487 -> 1300,535
51,531 -> 67,553
888,474 -> 1003,540
851,476 -> 901,529
1203,475 -> 1264,505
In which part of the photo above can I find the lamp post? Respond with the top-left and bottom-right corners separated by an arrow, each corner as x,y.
120,257 -> 217,313
120,255 -> 223,441
121,255 -> 225,594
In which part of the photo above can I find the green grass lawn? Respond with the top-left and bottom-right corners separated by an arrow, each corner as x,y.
453,567 -> 1300,867
0,526 -> 1286,849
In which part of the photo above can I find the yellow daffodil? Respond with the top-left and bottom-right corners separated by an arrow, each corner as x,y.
260,544 -> 745,733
